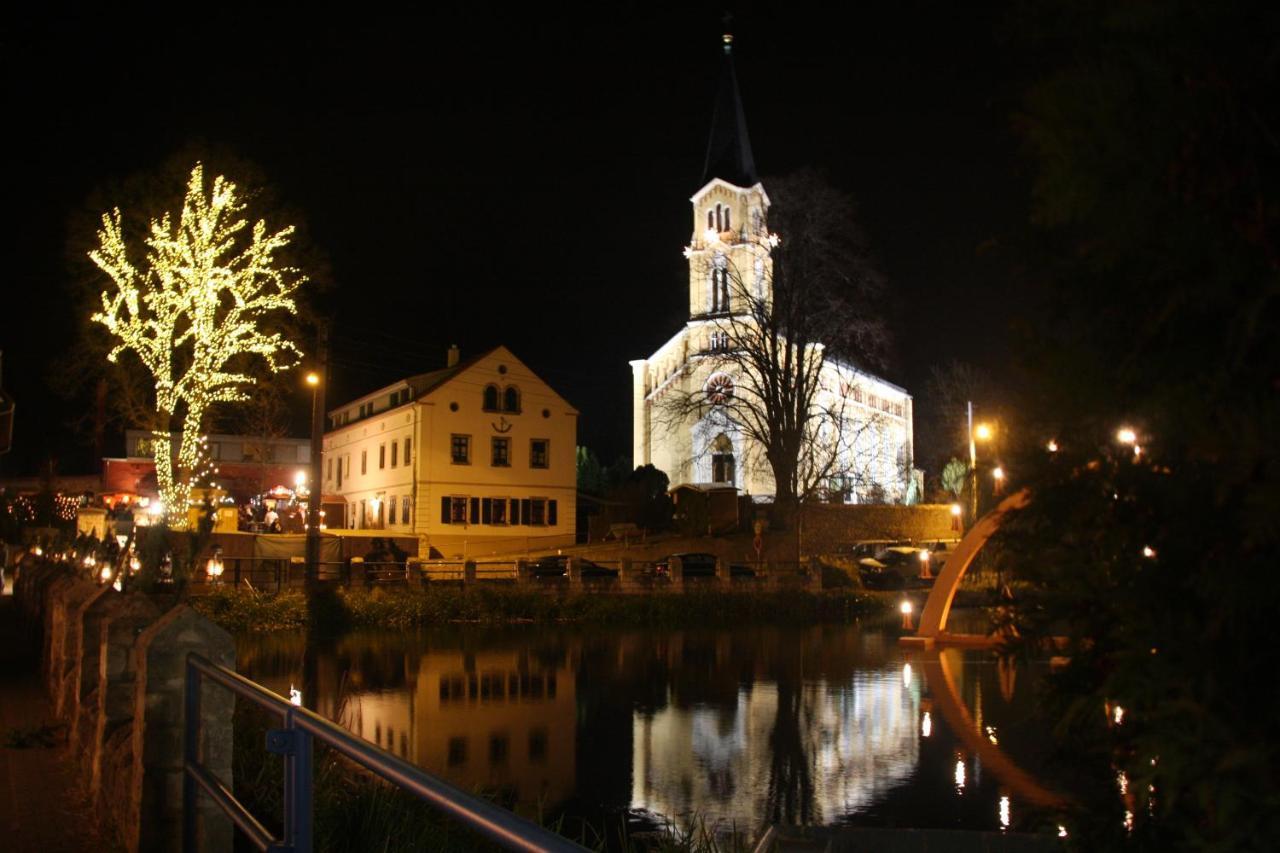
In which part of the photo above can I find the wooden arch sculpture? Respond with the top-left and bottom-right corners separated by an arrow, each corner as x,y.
902,489 -> 1030,649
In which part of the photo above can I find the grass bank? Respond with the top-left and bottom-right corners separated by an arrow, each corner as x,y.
192,585 -> 889,634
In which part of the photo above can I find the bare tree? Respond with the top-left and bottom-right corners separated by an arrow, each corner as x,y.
658,170 -> 893,514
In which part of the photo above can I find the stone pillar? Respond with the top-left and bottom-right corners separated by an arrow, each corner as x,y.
49,578 -> 100,707
463,560 -> 477,584
88,593 -> 161,810
349,556 -> 367,588
127,606 -> 235,853
67,585 -> 116,747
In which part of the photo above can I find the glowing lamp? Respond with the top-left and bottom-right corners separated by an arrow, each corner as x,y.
306,372 -> 320,386
1117,427 -> 1137,445
900,600 -> 913,615
949,503 -> 962,517
992,466 -> 1005,481
100,566 -> 112,582
289,685 -> 303,707
1046,439 -> 1059,452
974,423 -> 993,441
1142,546 -> 1156,559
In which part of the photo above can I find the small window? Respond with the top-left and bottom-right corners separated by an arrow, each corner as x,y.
451,435 -> 471,465
390,441 -> 398,468
503,386 -> 520,413
401,496 -> 411,525
361,450 -> 368,475
483,385 -> 500,412
707,210 -> 714,230
404,437 -> 412,465
327,457 -> 333,482
388,496 -> 397,525
724,206 -> 731,231
379,444 -> 386,469
529,497 -> 547,526
530,439 -> 549,469
491,437 -> 510,467
449,496 -> 469,524
490,497 -> 507,525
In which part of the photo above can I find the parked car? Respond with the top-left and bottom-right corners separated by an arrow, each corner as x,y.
530,555 -> 619,579
653,552 -> 756,578
857,546 -> 933,590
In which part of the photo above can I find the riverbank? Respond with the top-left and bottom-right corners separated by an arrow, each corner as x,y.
192,585 -> 892,634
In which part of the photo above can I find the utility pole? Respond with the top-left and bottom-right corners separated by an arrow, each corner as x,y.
304,326 -> 328,592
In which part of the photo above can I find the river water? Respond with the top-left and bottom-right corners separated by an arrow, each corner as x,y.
239,615 -> 1063,837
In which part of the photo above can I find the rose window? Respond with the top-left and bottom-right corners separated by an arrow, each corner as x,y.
706,374 -> 734,405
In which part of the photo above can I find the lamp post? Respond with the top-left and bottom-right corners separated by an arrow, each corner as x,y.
304,369 -> 324,591
967,402 -> 994,524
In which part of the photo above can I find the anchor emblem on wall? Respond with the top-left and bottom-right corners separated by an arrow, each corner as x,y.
492,416 -> 513,434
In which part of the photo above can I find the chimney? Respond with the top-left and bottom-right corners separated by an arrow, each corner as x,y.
447,344 -> 460,368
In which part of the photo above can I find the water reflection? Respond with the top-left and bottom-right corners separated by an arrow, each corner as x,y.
239,625 -> 1058,833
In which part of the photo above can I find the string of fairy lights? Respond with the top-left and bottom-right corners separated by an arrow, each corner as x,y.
88,163 -> 305,529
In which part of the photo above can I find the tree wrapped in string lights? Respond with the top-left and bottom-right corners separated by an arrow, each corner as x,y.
89,163 -> 305,528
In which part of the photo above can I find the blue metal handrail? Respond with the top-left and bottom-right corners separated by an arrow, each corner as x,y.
183,652 -> 587,853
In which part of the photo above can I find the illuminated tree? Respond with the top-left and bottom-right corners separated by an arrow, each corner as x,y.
89,163 -> 305,527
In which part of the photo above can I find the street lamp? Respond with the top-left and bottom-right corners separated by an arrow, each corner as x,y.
305,368 -> 325,590
967,401 -> 995,523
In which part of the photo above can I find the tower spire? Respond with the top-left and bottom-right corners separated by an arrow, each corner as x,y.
701,29 -> 758,188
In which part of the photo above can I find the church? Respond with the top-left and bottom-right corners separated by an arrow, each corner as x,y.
629,35 -> 916,504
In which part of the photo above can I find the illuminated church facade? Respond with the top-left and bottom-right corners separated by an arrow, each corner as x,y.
629,36 -> 915,503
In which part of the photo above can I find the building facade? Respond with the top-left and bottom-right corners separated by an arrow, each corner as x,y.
323,346 -> 577,557
629,37 -> 914,503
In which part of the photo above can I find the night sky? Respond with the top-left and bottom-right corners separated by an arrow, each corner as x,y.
2,4 -> 1031,477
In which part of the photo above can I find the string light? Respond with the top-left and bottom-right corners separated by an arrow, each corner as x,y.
89,163 -> 305,528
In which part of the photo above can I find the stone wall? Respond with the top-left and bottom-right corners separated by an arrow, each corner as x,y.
14,558 -> 234,852
800,503 -> 959,553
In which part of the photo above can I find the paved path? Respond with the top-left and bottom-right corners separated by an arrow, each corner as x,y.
0,596 -> 116,851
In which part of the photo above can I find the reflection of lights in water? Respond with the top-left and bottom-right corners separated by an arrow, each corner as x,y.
985,725 -> 998,745
902,662 -> 912,687
1117,770 -> 1129,796
1124,810 -> 1134,832
954,758 -> 966,791
921,711 -> 932,738
998,795 -> 1010,830
631,671 -> 919,824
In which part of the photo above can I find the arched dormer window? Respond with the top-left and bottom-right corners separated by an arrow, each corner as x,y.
503,386 -> 521,414
483,384 -> 500,412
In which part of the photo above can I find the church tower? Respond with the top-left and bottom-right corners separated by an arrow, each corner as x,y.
685,34 -> 773,320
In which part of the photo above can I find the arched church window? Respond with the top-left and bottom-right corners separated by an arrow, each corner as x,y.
483,385 -> 500,412
707,210 -> 715,231
503,386 -> 521,414
715,204 -> 722,232
723,206 -> 731,232
711,434 -> 735,485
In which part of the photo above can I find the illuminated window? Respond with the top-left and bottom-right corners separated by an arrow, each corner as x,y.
482,385 -> 500,412
491,437 -> 510,467
530,439 -> 549,469
451,435 -> 470,465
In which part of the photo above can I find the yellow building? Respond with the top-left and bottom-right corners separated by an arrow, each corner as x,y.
630,37 -> 914,502
323,345 -> 578,557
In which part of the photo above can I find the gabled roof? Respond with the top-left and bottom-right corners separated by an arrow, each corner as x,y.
701,35 -> 758,189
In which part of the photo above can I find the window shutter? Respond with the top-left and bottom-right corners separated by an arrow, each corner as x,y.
521,499 -> 531,524
481,498 -> 491,524
441,496 -> 450,524
510,498 -> 521,525
470,497 -> 480,525
548,499 -> 558,526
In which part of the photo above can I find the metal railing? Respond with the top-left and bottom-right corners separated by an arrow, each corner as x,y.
183,653 -> 587,853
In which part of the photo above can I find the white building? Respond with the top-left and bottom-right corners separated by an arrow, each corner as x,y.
629,37 -> 914,502
323,346 -> 578,557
